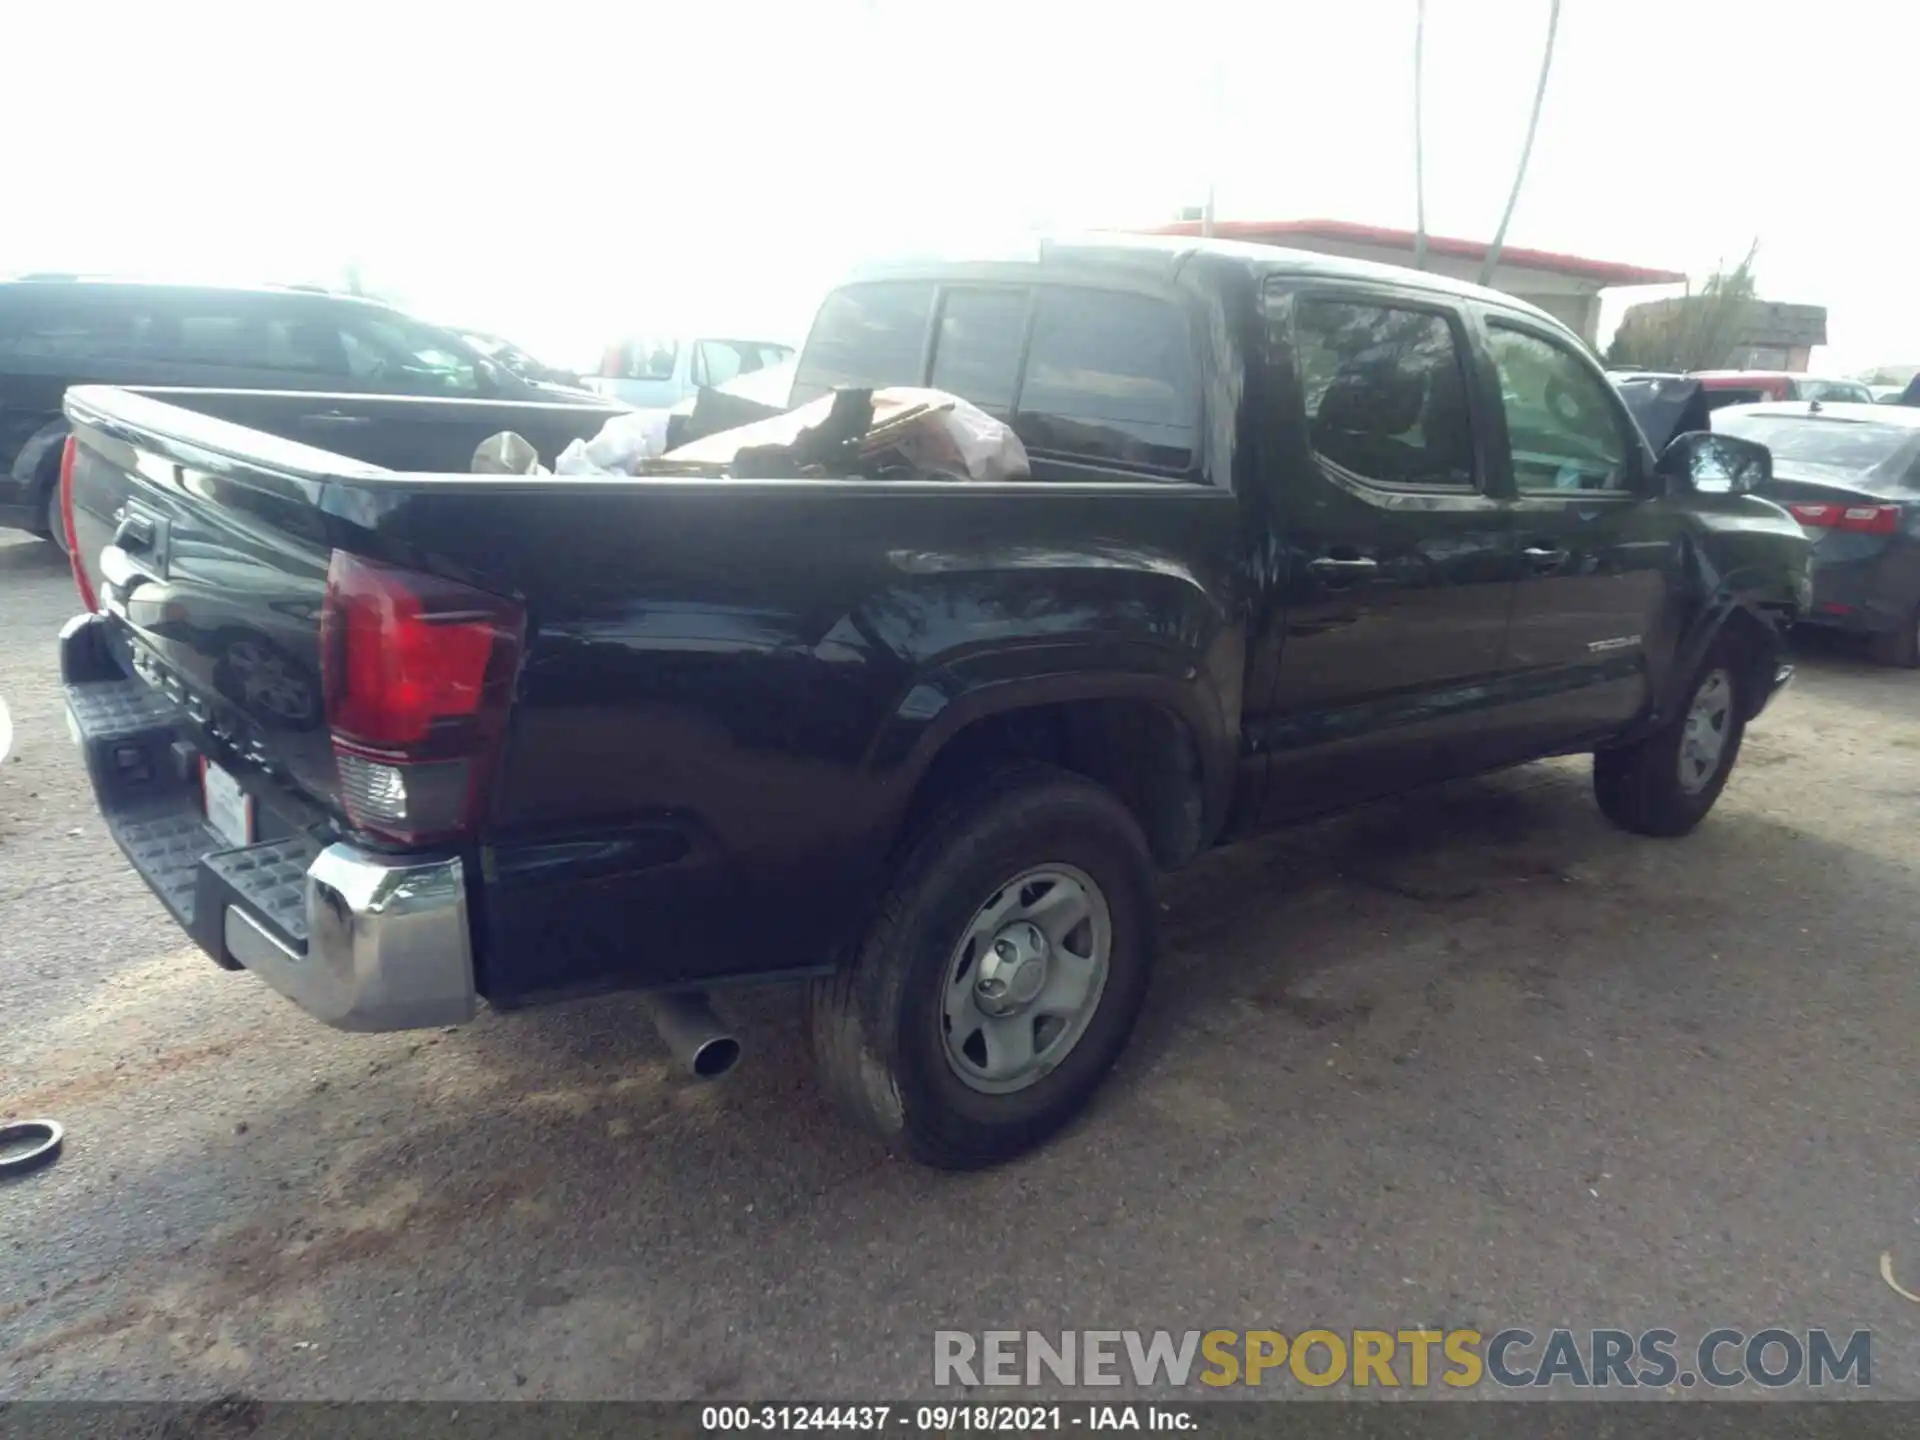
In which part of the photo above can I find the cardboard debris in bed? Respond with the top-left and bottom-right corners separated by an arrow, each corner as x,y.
648,386 -> 1029,481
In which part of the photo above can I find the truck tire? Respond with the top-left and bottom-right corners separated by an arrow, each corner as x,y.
1593,640 -> 1746,838
1866,606 -> 1920,668
43,475 -> 69,554
809,764 -> 1156,1169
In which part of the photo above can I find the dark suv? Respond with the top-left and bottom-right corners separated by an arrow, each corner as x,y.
0,278 -> 595,547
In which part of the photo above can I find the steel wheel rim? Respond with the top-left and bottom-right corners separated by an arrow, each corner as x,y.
939,863 -> 1113,1096
1678,667 -> 1733,795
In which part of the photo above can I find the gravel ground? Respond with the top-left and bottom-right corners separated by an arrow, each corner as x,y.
3,528 -> 1918,1402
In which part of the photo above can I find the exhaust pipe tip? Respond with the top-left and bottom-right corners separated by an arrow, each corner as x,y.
689,1034 -> 742,1079
647,991 -> 741,1081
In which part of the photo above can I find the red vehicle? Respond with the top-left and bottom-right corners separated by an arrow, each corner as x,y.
1692,371 -> 1875,410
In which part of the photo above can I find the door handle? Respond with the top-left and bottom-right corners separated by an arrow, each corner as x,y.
1307,555 -> 1379,589
303,412 -> 372,426
114,512 -> 156,551
1522,545 -> 1570,572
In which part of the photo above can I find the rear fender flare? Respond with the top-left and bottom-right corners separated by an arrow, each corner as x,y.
871,640 -> 1236,857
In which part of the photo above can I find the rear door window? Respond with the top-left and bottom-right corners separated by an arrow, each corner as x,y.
1015,288 -> 1196,473
1292,297 -> 1478,489
792,282 -> 935,403
0,290 -> 349,378
929,287 -> 1028,415
0,292 -> 142,362
162,303 -> 350,377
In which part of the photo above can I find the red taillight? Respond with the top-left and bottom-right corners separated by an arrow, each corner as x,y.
1788,501 -> 1902,535
60,434 -> 99,613
319,551 -> 524,845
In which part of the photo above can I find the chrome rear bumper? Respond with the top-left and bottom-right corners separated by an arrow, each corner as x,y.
222,844 -> 477,1032
62,609 -> 477,1034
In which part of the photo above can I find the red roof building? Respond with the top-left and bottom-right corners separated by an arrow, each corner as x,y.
1144,218 -> 1686,346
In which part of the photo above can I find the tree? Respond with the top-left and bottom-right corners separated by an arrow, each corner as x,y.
1605,243 -> 1761,371
1478,0 -> 1562,288
1412,0 -> 1428,270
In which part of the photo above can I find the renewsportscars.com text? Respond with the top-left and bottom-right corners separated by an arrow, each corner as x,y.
933,1327 -> 1872,1390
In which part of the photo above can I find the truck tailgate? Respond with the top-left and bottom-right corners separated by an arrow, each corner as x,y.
63,387 -> 362,827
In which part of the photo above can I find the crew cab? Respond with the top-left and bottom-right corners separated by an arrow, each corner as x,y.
56,236 -> 1811,1168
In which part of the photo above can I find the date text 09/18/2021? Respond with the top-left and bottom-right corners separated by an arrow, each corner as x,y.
701,1405 -> 1194,1432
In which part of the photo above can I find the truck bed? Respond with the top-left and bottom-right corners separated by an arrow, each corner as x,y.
60,385 -> 1242,1005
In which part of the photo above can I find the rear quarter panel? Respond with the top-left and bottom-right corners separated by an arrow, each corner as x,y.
361,477 -> 1246,996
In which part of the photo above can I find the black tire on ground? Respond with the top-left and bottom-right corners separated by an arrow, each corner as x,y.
1594,638 -> 1747,838
1866,607 -> 1920,668
808,763 -> 1157,1169
42,479 -> 68,554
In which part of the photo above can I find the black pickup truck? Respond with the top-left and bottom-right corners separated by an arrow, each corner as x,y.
56,236 -> 1811,1168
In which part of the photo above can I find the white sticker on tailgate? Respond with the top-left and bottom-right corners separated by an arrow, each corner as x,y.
202,757 -> 254,849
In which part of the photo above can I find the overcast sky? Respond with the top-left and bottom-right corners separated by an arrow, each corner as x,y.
5,0 -> 1911,372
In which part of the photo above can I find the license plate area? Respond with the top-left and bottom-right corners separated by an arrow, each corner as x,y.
201,756 -> 255,849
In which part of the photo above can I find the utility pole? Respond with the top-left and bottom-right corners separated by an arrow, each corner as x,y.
1202,45 -> 1225,239
1412,0 -> 1428,269
1479,0 -> 1562,288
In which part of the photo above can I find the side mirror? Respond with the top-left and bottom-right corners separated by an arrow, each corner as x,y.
1656,431 -> 1771,496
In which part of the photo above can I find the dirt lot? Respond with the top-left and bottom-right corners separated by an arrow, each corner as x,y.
4,527 -> 1919,1401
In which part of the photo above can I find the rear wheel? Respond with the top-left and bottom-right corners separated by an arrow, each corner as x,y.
1866,606 -> 1920,668
809,764 -> 1156,1169
1594,642 -> 1746,837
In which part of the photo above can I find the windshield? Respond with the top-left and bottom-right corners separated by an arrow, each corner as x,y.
1713,412 -> 1918,476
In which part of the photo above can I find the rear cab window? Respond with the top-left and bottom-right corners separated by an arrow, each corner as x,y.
929,288 -> 1028,415
795,278 -> 1200,479
1016,288 -> 1196,475
792,283 -> 936,402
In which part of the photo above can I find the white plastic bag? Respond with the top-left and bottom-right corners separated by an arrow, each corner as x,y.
555,407 -> 675,476
471,431 -> 548,474
887,389 -> 1036,485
